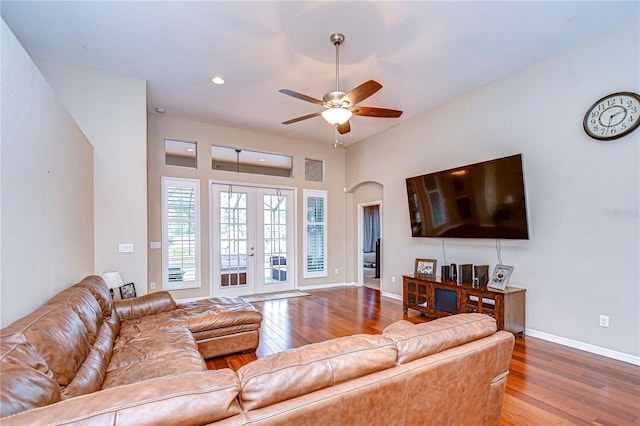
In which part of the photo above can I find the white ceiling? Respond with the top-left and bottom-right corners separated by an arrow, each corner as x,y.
2,1 -> 638,146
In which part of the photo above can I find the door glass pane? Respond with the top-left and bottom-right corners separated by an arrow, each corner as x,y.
263,194 -> 288,284
219,190 -> 248,288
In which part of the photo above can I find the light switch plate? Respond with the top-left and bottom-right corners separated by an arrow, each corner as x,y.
118,243 -> 134,253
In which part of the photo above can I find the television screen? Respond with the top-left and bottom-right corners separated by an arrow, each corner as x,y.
434,288 -> 457,314
406,154 -> 529,239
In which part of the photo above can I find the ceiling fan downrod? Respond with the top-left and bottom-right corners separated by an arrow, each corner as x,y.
330,33 -> 345,93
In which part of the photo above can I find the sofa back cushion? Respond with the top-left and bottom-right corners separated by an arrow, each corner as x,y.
3,304 -> 92,386
73,275 -> 113,319
47,287 -> 103,345
383,313 -> 497,364
0,333 -> 61,417
237,334 -> 397,411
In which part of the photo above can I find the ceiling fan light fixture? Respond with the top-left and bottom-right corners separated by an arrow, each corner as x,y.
322,107 -> 352,125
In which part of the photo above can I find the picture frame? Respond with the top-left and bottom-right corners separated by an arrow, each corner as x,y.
414,258 -> 437,278
119,282 -> 137,299
488,265 -> 514,291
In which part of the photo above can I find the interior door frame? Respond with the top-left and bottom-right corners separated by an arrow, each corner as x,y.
357,200 -> 382,287
209,180 -> 297,297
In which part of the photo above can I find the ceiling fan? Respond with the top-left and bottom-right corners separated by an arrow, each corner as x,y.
279,33 -> 402,140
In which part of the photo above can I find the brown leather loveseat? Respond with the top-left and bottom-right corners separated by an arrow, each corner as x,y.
1,276 -> 514,425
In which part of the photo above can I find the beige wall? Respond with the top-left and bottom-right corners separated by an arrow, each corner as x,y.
345,19 -> 640,358
147,114 -> 346,299
33,58 -> 148,294
0,20 -> 95,327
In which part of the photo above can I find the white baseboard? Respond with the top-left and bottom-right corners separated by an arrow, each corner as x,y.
174,296 -> 208,304
525,328 -> 640,366
381,291 -> 402,301
301,281 -> 354,290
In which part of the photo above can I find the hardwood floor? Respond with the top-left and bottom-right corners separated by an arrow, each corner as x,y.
206,286 -> 640,425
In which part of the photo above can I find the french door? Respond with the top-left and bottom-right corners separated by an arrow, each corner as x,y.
210,183 -> 295,297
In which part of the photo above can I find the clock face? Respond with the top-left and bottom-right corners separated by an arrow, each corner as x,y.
583,92 -> 640,141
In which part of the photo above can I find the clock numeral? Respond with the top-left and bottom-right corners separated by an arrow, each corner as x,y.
591,111 -> 600,119
630,107 -> 637,114
610,128 -> 616,135
621,123 -> 627,130
598,103 -> 605,111
629,116 -> 635,123
607,99 -> 617,107
593,125 -> 599,132
627,100 -> 634,108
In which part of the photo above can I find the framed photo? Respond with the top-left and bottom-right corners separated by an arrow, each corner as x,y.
414,258 -> 437,278
119,282 -> 137,299
488,265 -> 514,291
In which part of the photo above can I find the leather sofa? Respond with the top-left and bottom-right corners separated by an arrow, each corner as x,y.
1,275 -> 514,425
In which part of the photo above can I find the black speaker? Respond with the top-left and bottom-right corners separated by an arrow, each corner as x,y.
449,263 -> 457,282
441,265 -> 450,281
474,265 -> 489,286
460,264 -> 473,284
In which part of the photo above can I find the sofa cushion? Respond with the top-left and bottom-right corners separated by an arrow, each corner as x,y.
237,334 -> 397,411
1,371 -> 241,426
46,286 -> 103,345
383,313 -> 497,365
179,297 -> 263,333
0,334 -> 61,417
117,309 -> 190,335
73,275 -> 113,319
114,291 -> 177,321
108,326 -> 199,371
102,348 -> 206,389
2,304 -> 92,386
61,321 -> 116,399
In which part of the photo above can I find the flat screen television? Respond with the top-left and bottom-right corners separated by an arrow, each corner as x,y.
406,154 -> 529,239
434,288 -> 457,314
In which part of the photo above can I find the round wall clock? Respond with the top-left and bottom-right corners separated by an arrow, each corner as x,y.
583,91 -> 640,141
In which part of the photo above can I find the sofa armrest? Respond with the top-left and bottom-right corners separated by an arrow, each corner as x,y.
113,291 -> 177,321
0,370 -> 241,425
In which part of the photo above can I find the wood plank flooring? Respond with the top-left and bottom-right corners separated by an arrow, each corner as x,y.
206,286 -> 640,425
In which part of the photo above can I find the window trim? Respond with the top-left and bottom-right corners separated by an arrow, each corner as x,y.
161,177 -> 201,290
303,189 -> 327,279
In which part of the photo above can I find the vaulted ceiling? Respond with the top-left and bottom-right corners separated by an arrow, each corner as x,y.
2,1 -> 637,145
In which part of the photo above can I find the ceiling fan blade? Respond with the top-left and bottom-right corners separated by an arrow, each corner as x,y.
352,106 -> 403,118
342,80 -> 383,106
337,121 -> 351,134
279,89 -> 324,106
281,111 -> 323,125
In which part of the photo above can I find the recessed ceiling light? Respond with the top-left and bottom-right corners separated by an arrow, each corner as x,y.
258,158 -> 265,162
186,148 -> 195,152
211,76 -> 225,85
155,107 -> 165,113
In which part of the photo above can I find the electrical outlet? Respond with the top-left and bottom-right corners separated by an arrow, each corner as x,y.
334,268 -> 339,275
391,275 -> 396,283
599,315 -> 609,328
150,282 -> 156,290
